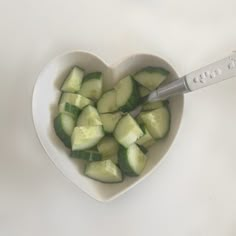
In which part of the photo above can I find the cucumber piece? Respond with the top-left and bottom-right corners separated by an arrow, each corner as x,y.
104,155 -> 118,165
100,112 -> 122,133
79,72 -> 103,101
85,160 -> 123,183
97,136 -> 119,160
138,85 -> 150,97
71,149 -> 102,161
140,106 -> 170,139
97,90 -> 118,113
136,125 -> 155,148
59,93 -> 92,109
59,102 -> 80,119
118,144 -> 147,176
54,113 -> 76,148
138,145 -> 148,154
141,139 -> 155,149
142,100 -> 164,111
77,105 -> 102,126
134,67 -> 169,90
97,136 -> 119,164
136,113 -> 144,125
61,67 -> 84,92
115,75 -> 139,112
71,126 -> 104,151
114,114 -> 143,148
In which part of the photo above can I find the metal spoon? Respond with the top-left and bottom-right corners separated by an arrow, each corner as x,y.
131,52 -> 236,116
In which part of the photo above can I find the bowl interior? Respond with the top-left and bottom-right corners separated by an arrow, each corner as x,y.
32,51 -> 184,202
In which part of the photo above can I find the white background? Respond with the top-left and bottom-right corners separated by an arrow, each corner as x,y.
1,0 -> 236,235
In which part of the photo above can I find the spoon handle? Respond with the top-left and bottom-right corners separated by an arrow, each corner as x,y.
185,53 -> 236,91
148,53 -> 236,101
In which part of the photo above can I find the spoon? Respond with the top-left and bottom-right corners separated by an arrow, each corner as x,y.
131,52 -> 236,116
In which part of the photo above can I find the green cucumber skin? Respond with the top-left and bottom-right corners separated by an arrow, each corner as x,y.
61,103 -> 80,119
138,86 -> 150,97
139,124 -> 146,133
83,72 -> 102,81
138,145 -> 148,154
118,146 -> 138,177
58,93 -> 63,106
71,150 -> 102,161
135,66 -> 169,76
163,100 -> 169,106
54,115 -> 72,148
119,77 -> 140,112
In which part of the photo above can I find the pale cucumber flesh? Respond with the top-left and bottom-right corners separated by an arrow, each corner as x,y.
114,114 -> 143,148
85,160 -> 123,183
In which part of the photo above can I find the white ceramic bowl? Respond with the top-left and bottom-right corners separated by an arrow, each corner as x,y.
32,51 -> 184,202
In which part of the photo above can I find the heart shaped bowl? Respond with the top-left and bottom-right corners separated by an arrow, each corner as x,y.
32,51 -> 184,202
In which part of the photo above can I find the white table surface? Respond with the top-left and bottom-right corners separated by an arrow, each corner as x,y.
1,0 -> 236,235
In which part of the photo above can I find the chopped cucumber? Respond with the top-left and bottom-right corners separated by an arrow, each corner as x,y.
138,145 -> 148,154
54,113 -> 76,148
115,75 -> 139,112
138,85 -> 150,97
59,93 -> 92,109
136,125 -> 155,148
77,105 -> 102,126
71,149 -> 102,161
140,106 -> 170,139
114,114 -> 143,148
61,67 -> 84,92
100,112 -> 122,133
59,102 -> 80,119
142,100 -> 164,111
71,126 -> 104,151
118,144 -> 147,176
97,90 -> 118,113
85,160 -> 123,183
97,137 -> 119,163
104,155 -> 118,165
136,113 -> 144,125
140,139 -> 155,149
79,72 -> 103,101
98,137 -> 119,164
134,67 -> 169,90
